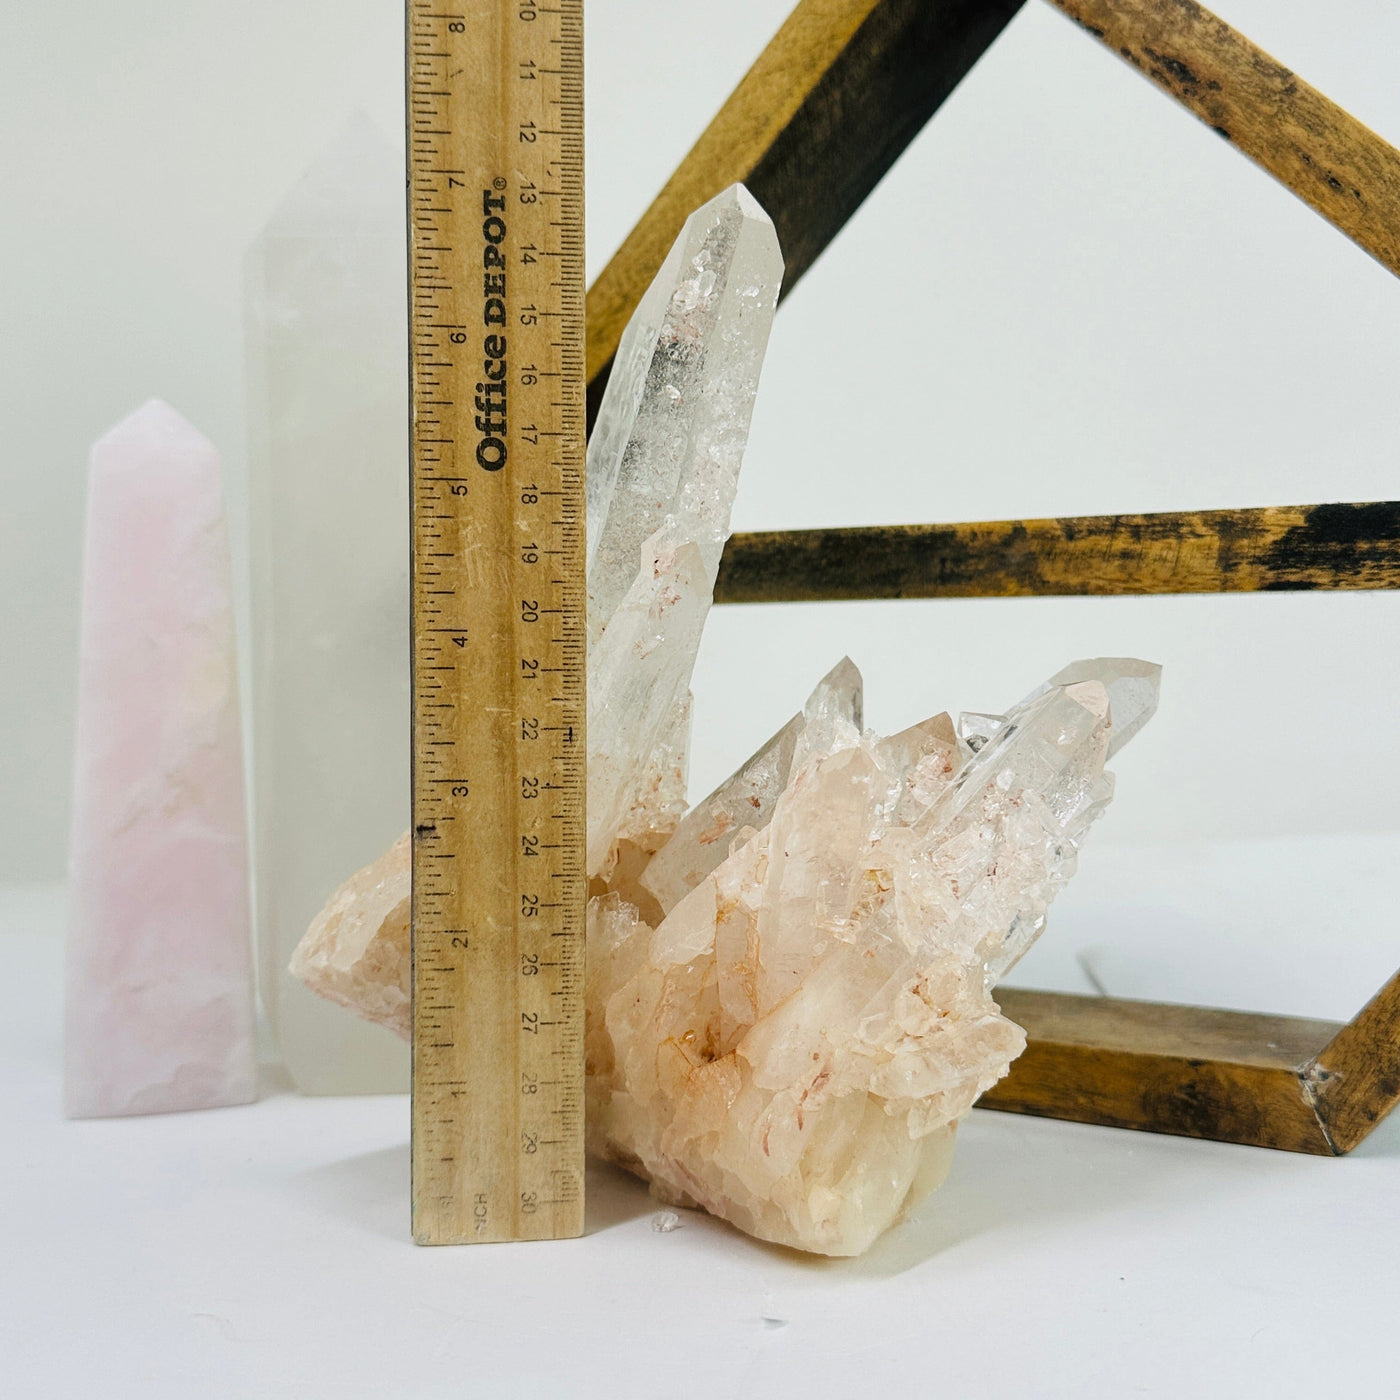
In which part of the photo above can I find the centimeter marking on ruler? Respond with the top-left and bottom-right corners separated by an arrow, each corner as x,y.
407,0 -> 585,1245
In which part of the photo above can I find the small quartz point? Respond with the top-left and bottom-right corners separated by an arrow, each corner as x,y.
639,657 -> 862,917
585,659 -> 1158,1255
958,659 -> 1160,760
955,711 -> 1002,754
1033,657 -> 1161,758
246,113 -> 410,1093
65,402 -> 255,1117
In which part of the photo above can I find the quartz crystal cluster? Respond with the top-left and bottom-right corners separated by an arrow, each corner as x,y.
291,184 -> 1160,1254
588,655 -> 1157,1254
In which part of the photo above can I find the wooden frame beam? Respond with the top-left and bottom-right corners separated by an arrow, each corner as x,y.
1308,967 -> 1400,1153
588,0 -> 1400,430
1050,0 -> 1400,281
714,502 -> 1400,602
586,0 -> 1025,426
986,991 -> 1340,1152
987,972 -> 1400,1154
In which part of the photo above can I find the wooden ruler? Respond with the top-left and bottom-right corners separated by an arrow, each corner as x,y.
407,0 -> 585,1244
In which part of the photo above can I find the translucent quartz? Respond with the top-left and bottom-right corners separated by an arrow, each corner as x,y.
1032,657 -> 1161,758
282,170 -> 1162,1253
246,114 -> 410,1094
65,402 -> 255,1118
638,658 -> 862,917
586,661 -> 1153,1255
586,184 -> 782,646
587,542 -> 708,876
959,658 -> 1161,761
587,184 -> 783,875
287,660 -> 861,1047
293,656 -> 1156,1253
292,184 -> 785,1015
289,832 -> 410,1037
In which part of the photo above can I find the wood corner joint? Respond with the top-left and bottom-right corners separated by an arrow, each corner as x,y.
1295,1055 -> 1344,1156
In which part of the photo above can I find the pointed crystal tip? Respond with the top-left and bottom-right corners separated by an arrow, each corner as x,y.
714,180 -> 775,227
805,656 -> 863,729
261,110 -> 401,236
1042,658 -> 1161,757
93,399 -> 216,465
956,711 -> 1003,754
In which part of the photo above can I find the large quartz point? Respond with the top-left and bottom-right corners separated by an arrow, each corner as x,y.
65,402 -> 256,1117
291,183 -> 783,1023
587,183 -> 782,875
586,659 -> 1157,1255
587,183 -> 781,640
246,114 -> 410,1094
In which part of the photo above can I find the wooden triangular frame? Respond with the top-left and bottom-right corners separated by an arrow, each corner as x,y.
583,0 -> 1400,1153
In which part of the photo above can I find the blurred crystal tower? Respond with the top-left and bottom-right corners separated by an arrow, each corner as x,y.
245,115 -> 409,1093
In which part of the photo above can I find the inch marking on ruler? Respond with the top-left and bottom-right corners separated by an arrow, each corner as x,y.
407,0 -> 585,1245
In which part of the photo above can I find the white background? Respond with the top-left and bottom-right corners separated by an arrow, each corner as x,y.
3,0 -> 1400,879
4,2 -> 1400,1394
4,862 -> 1400,1397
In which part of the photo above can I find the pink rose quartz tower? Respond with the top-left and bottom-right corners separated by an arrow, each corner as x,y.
65,400 -> 256,1118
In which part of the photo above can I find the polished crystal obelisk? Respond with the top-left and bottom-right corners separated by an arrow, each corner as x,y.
66,401 -> 256,1117
246,114 -> 409,1093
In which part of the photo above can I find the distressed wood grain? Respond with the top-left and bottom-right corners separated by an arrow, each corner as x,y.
984,980 -> 1400,1154
986,989 -> 1341,1152
1050,0 -> 1400,279
1308,968 -> 1400,1153
713,502 -> 1400,601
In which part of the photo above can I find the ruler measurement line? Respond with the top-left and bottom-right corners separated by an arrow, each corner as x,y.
409,0 -> 585,1247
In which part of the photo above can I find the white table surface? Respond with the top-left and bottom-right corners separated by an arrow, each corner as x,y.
5,838 -> 1399,1400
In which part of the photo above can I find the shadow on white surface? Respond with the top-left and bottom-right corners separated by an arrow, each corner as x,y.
859,1101 -> 1400,1275
589,1113 -> 1192,1277
833,1115 -> 1164,1279
584,1158 -> 656,1234
281,1051 -> 1400,1258
291,1142 -> 410,1242
289,1140 -> 658,1244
